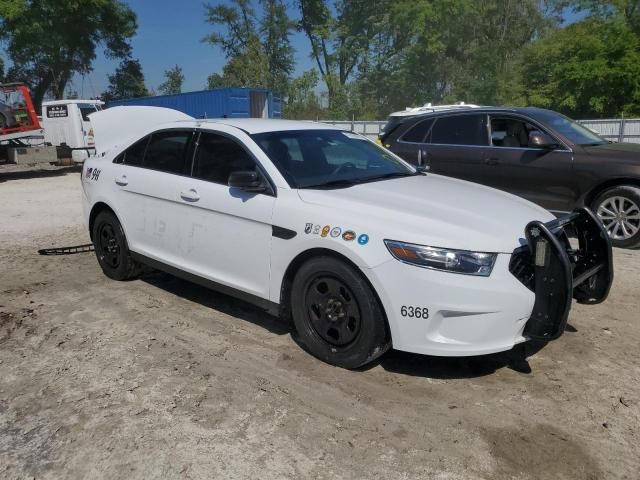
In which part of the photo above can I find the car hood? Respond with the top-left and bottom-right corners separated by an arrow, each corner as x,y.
583,142 -> 640,164
297,174 -> 555,253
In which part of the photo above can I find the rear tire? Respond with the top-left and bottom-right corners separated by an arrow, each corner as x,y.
92,210 -> 142,280
290,256 -> 390,369
593,186 -> 640,249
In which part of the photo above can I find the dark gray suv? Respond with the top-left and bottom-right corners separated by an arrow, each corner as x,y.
381,106 -> 640,248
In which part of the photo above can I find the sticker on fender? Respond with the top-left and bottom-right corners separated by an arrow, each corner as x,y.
401,306 -> 429,319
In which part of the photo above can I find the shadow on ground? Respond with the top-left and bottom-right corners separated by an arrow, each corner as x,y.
141,270 -> 291,336
140,270 -> 557,380
0,165 -> 80,182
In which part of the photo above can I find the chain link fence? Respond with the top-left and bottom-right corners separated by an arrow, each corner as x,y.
322,118 -> 640,143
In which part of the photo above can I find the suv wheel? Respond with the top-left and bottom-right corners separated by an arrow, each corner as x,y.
593,186 -> 640,248
92,210 -> 142,280
290,256 -> 390,369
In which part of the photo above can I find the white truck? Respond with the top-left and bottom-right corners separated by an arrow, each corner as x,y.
41,99 -> 104,162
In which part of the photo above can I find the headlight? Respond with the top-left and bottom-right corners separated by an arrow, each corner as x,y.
384,240 -> 497,276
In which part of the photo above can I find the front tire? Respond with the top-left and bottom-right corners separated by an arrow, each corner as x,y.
92,210 -> 142,280
593,186 -> 640,248
290,256 -> 390,369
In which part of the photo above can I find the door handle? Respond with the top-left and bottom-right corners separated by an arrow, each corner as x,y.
484,157 -> 500,166
180,188 -> 200,202
115,174 -> 128,186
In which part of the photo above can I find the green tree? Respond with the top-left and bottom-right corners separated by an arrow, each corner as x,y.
283,69 -> 322,119
0,0 -> 137,110
158,65 -> 185,95
204,0 -> 294,95
297,0 -> 381,117
519,17 -> 640,117
207,35 -> 270,89
570,0 -> 640,31
102,58 -> 150,102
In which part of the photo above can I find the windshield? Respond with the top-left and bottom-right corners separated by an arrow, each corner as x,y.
532,109 -> 607,145
251,129 -> 415,188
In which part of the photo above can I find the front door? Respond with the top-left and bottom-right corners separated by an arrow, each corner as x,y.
485,115 -> 575,212
179,130 -> 275,299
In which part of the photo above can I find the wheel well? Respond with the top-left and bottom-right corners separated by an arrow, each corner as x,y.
584,178 -> 640,208
88,202 -> 115,241
279,248 -> 391,340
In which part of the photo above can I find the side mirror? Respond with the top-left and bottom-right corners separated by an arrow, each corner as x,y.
529,131 -> 558,149
228,170 -> 266,192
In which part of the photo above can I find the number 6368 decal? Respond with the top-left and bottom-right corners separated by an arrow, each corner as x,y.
400,305 -> 429,319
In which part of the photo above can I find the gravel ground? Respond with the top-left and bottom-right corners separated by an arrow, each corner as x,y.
0,166 -> 639,479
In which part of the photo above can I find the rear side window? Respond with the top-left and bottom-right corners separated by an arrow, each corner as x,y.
401,119 -> 434,143
143,131 -> 192,175
192,132 -> 255,185
122,136 -> 149,166
430,114 -> 488,146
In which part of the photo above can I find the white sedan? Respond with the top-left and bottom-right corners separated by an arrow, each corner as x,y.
81,107 -> 613,368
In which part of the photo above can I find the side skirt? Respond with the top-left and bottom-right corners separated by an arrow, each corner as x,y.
130,252 -> 280,316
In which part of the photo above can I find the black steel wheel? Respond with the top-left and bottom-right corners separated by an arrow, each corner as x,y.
92,210 -> 142,281
305,276 -> 362,347
291,256 -> 390,368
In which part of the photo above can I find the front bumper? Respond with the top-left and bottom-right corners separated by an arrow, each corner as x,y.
510,207 -> 613,340
367,207 -> 612,357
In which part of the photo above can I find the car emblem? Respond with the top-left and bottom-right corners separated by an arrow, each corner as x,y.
357,234 -> 369,245
342,230 -> 356,241
530,227 -> 541,238
321,225 -> 330,237
330,227 -> 342,238
304,223 -> 313,234
313,225 -> 321,234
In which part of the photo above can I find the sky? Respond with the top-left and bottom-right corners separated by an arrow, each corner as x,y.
69,0 -> 315,97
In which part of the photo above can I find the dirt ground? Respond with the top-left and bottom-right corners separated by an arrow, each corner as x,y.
0,165 -> 638,480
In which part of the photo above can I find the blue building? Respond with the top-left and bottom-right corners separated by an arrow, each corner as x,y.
107,88 -> 281,119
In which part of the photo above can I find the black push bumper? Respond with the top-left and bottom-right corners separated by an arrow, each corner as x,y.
509,207 -> 613,340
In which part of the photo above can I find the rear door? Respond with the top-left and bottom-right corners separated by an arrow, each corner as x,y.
424,113 -> 491,185
112,129 -> 196,265
178,129 -> 275,299
485,114 -> 575,212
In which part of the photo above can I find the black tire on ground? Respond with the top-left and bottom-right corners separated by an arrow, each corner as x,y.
593,186 -> 640,249
290,256 -> 390,369
92,210 -> 142,280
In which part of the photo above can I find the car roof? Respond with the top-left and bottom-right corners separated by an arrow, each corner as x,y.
392,106 -> 556,122
43,99 -> 105,106
197,118 -> 338,134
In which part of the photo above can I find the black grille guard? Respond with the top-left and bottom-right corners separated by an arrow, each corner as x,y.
512,207 -> 613,341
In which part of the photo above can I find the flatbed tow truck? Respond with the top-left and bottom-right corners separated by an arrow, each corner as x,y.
0,83 -> 55,165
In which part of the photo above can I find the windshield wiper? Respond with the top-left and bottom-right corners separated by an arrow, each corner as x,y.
361,171 -> 423,182
299,170 -> 420,190
580,141 -> 608,146
300,179 -> 361,189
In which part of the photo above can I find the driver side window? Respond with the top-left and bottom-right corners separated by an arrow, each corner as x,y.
192,132 -> 256,185
490,116 -> 548,148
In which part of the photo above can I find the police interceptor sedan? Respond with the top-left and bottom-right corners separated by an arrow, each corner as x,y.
81,107 -> 613,369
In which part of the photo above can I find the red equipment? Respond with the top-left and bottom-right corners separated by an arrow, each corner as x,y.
0,83 -> 41,136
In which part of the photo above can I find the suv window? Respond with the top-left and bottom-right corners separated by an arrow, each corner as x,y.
430,114 -> 488,146
490,117 -> 539,148
401,119 -> 434,143
122,136 -> 149,166
143,131 -> 192,175
193,132 -> 256,185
